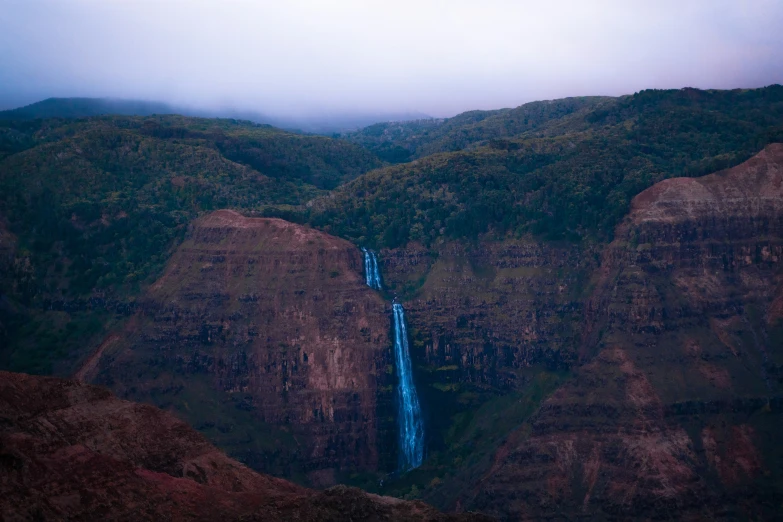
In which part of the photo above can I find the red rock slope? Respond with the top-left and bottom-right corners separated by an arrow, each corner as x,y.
455,144 -> 783,520
82,210 -> 395,484
0,371 -> 489,521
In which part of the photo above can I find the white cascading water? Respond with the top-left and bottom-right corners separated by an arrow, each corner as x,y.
361,247 -> 382,290
361,247 -> 424,471
392,302 -> 425,470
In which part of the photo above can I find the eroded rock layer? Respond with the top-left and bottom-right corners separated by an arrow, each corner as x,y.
87,210 -> 395,484
67,145 -> 783,519
380,240 -> 600,388
457,144 -> 783,519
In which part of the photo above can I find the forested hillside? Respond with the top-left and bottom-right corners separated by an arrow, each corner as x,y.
4,87 -> 783,376
314,86 -> 783,246
341,96 -> 612,162
0,97 -> 177,121
0,115 -> 381,374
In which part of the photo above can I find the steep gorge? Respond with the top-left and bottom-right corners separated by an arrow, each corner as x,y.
68,144 -> 783,519
432,144 -> 783,519
2,88 -> 783,519
85,210 -> 396,485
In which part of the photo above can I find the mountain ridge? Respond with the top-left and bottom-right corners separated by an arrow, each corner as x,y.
341,95 -> 614,162
311,85 -> 783,247
0,97 -> 432,134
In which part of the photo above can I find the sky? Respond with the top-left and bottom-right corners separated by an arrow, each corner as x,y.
1,0 -> 782,118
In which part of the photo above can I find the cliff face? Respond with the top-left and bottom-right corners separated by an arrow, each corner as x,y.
0,371 -> 489,521
60,145 -> 783,518
380,240 -> 600,388
86,210 -> 395,484
452,144 -> 783,519
372,237 -> 601,474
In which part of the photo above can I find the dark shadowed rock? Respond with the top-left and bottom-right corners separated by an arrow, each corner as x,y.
85,210 -> 396,484
452,144 -> 783,520
0,371 -> 491,521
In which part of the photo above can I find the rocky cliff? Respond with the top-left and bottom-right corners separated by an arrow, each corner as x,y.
0,370 -> 489,521
445,144 -> 783,519
64,145 -> 783,518
85,210 -> 396,485
374,237 -> 601,472
380,240 -> 600,387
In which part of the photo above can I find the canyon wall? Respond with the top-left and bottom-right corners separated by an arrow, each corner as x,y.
86,210 -> 396,485
76,145 -> 783,519
451,143 -> 783,519
380,240 -> 601,389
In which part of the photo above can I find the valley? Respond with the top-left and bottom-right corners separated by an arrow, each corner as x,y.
1,87 -> 783,520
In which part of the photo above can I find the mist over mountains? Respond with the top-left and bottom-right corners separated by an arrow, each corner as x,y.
0,97 -> 431,134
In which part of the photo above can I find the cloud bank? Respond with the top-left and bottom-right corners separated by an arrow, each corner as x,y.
1,0 -> 782,116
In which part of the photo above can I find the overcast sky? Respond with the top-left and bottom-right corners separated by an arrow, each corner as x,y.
1,0 -> 782,117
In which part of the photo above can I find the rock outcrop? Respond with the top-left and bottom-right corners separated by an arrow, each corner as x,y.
86,210 -> 395,484
453,144 -> 783,519
0,370 -> 490,521
380,240 -> 600,388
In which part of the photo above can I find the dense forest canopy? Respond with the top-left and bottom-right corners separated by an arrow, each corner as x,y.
340,96 -> 613,163
4,87 -> 783,301
312,86 -> 783,247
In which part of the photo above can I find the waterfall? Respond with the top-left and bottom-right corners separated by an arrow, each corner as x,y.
361,248 -> 382,290
360,247 -> 424,470
392,303 -> 425,471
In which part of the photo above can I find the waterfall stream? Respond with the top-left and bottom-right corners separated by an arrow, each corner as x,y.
392,302 -> 425,470
361,247 -> 382,290
361,248 -> 424,471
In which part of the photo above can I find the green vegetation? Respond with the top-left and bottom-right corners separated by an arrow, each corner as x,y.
347,368 -> 569,501
0,114 -> 381,374
2,86 -> 783,500
0,309 -> 118,376
313,86 -> 783,247
341,96 -> 611,162
0,115 -> 380,300
6,87 -> 782,308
